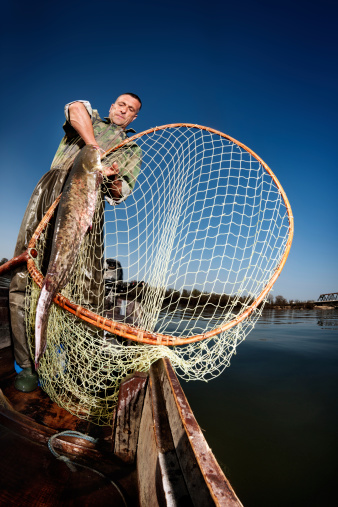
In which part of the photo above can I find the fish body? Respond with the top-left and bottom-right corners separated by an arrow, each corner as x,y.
34,145 -> 103,369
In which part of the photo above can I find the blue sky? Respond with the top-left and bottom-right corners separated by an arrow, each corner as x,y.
0,0 -> 337,301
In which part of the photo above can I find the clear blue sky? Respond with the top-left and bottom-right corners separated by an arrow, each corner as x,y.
0,0 -> 337,301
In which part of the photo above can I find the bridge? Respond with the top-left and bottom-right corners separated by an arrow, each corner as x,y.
315,293 -> 338,307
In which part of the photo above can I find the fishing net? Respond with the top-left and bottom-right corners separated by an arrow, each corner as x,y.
25,124 -> 293,425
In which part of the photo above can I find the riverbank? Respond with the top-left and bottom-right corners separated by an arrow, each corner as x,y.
263,303 -> 337,310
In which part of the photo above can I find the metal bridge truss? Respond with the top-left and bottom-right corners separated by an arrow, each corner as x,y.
316,293 -> 338,306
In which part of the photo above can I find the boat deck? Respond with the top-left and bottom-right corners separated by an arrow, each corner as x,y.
0,285 -> 243,506
0,346 -> 138,506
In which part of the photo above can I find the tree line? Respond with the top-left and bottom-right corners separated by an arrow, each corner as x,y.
0,258 -> 317,310
161,287 -> 316,310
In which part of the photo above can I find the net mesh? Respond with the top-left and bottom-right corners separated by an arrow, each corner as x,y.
25,125 -> 291,425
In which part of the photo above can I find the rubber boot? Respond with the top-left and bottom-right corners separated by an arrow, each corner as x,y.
14,367 -> 39,392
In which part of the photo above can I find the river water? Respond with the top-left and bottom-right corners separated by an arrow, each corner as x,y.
181,308 -> 338,507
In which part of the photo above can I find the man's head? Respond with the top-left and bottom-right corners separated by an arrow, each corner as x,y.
109,93 -> 142,128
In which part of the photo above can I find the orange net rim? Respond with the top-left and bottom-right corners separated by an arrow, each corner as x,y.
26,123 -> 294,346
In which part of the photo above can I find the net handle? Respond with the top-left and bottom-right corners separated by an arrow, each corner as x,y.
24,124 -> 293,346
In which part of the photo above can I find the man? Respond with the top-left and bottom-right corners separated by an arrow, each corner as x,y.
9,93 -> 142,392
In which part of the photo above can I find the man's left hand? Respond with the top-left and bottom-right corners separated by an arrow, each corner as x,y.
102,162 -> 119,177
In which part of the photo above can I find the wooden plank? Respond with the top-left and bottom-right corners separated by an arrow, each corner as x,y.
160,358 -> 243,507
0,388 -> 56,444
137,369 -> 192,507
137,385 -> 164,506
0,425 -> 129,507
0,388 -> 109,461
0,345 -> 140,505
0,346 -> 15,380
113,371 -> 148,463
0,288 -> 11,349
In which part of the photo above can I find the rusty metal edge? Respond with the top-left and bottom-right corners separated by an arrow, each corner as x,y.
161,358 -> 243,507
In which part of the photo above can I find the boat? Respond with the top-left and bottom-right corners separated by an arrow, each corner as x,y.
0,285 -> 243,506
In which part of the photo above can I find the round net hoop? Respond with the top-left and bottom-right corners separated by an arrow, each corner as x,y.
24,123 -> 293,424
27,124 -> 293,346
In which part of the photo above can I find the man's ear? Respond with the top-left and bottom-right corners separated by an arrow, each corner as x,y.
131,114 -> 138,122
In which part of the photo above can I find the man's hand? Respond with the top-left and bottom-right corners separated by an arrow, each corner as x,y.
69,102 -> 97,146
102,161 -> 119,178
108,178 -> 123,200
101,161 -> 123,200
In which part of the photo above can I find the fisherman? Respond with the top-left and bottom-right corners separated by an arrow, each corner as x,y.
9,93 -> 142,392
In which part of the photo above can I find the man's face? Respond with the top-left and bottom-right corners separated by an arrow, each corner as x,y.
109,94 -> 140,128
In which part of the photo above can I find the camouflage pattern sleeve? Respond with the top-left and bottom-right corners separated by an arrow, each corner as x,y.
50,105 -> 141,203
64,100 -> 93,122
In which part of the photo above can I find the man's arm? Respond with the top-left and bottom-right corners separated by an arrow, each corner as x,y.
68,101 -> 119,179
68,102 -> 98,146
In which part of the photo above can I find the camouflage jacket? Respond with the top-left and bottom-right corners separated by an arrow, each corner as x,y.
50,102 -> 142,204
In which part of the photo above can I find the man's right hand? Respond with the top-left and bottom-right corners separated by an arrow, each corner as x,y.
68,102 -> 98,146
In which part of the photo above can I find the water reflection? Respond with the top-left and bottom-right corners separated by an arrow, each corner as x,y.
316,310 -> 338,328
258,308 -> 338,326
155,307 -> 237,336
181,308 -> 338,507
158,307 -> 338,330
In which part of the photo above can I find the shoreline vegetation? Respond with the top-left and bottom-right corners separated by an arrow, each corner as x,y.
1,258 -> 335,311
160,288 -> 333,311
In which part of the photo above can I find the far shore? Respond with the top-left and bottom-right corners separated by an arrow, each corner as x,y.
263,304 -> 337,311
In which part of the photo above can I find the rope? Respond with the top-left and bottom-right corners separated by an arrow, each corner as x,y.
48,431 -> 127,506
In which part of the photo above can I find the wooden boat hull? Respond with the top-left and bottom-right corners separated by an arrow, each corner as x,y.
0,287 -> 242,506
137,359 -> 241,506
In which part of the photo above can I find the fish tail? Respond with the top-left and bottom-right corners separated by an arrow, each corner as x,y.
34,282 -> 55,370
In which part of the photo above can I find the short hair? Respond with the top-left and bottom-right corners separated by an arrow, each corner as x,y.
123,92 -> 142,111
